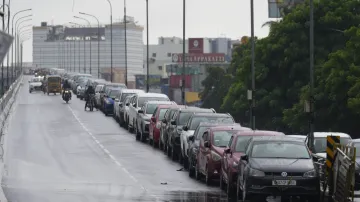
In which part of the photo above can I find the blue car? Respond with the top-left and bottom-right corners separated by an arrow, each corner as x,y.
103,89 -> 121,116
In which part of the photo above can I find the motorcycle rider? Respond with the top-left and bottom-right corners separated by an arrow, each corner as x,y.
84,85 -> 95,109
41,75 -> 47,92
62,79 -> 71,99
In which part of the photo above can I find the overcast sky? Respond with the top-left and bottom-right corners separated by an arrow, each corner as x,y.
10,0 -> 275,62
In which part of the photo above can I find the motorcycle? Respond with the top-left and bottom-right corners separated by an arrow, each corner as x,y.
63,90 -> 71,103
85,94 -> 95,111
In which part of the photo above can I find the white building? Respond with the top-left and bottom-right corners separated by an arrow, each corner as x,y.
33,17 -> 144,87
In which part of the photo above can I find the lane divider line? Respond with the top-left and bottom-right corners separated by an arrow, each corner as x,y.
67,105 -> 160,200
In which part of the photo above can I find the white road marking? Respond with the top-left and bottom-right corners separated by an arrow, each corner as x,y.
67,105 -> 156,198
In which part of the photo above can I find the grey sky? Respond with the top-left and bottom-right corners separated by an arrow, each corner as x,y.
11,0 -> 273,62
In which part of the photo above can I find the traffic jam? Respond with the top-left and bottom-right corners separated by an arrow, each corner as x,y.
37,71 -> 359,202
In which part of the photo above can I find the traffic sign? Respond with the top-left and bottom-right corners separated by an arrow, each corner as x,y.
0,31 -> 13,64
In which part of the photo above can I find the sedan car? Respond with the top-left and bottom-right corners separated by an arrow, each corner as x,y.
29,77 -> 43,93
220,130 -> 284,195
237,136 -> 320,202
103,89 -> 121,116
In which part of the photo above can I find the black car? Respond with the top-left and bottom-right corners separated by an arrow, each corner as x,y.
237,136 -> 320,202
167,108 -> 216,161
346,139 -> 360,190
160,106 -> 184,152
187,122 -> 240,175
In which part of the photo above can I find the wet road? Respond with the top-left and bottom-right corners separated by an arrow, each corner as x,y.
1,77 -> 229,202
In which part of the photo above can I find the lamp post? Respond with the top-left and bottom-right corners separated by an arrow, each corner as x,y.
249,0 -> 255,130
11,9 -> 31,82
124,0 -> 128,86
74,16 -> 92,75
105,0 -> 113,82
308,0 -> 315,152
69,22 -> 82,73
146,0 -> 149,92
79,12 -> 100,78
15,17 -> 31,73
17,22 -> 32,75
181,0 -> 185,104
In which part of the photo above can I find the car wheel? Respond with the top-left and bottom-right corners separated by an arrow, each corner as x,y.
171,146 -> 177,161
227,171 -> 234,196
188,158 -> 194,177
280,197 -> 291,202
220,172 -> 225,191
205,166 -> 211,185
140,127 -> 146,142
183,156 -> 189,169
178,150 -> 183,164
236,175 -> 242,200
167,145 -> 172,157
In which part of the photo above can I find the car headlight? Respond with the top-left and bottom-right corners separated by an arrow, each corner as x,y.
105,99 -> 110,104
211,151 -> 221,161
144,120 -> 150,125
249,168 -> 265,177
232,161 -> 238,169
303,169 -> 316,177
156,121 -> 161,129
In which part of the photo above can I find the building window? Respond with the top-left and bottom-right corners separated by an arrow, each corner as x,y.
167,53 -> 171,57
152,53 -> 156,57
158,66 -> 163,70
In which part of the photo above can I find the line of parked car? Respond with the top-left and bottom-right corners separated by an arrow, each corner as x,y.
62,72 -> 357,202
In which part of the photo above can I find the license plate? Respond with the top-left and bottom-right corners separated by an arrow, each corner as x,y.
272,180 -> 296,186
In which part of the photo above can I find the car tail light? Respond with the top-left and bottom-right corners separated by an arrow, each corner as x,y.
156,121 -> 161,129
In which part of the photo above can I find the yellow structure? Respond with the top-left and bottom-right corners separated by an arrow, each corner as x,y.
185,92 -> 201,103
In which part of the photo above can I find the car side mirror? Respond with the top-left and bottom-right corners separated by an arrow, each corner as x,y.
188,135 -> 194,142
151,117 -> 156,122
119,102 -> 123,107
133,104 -> 137,108
183,126 -> 188,131
224,148 -> 231,154
126,103 -> 130,106
162,119 -> 167,123
138,109 -> 144,114
204,141 -> 210,148
171,120 -> 176,125
241,155 -> 248,161
115,98 -> 119,102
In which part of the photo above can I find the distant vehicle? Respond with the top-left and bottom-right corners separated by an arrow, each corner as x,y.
100,83 -> 127,110
28,77 -> 43,93
220,130 -> 284,195
113,89 -> 145,126
237,136 -> 320,202
135,100 -> 176,142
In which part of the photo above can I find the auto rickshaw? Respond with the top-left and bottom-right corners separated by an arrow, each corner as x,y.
46,75 -> 62,95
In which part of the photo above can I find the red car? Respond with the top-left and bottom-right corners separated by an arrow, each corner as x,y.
196,126 -> 250,185
220,130 -> 285,195
149,105 -> 180,148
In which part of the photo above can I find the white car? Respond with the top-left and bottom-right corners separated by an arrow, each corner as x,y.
114,89 -> 145,125
123,95 -> 135,128
128,93 -> 170,132
29,77 -> 43,93
307,132 -> 352,159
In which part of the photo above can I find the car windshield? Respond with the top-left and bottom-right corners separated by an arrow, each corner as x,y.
189,116 -> 234,130
235,136 -> 253,152
138,97 -> 169,108
146,104 -> 158,114
109,90 -> 121,97
159,109 -> 169,120
178,112 -> 193,125
353,143 -> 360,156
195,126 -> 208,140
251,141 -> 310,159
313,137 -> 351,153
213,131 -> 235,147
121,93 -> 134,102
31,78 -> 41,82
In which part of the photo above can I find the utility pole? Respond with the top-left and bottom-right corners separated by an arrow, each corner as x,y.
124,0 -> 128,86
250,0 -> 256,130
146,0 -> 149,92
181,0 -> 186,105
309,0 -> 315,151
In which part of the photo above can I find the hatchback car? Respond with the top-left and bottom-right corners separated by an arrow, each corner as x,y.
237,136 -> 320,202
220,130 -> 284,195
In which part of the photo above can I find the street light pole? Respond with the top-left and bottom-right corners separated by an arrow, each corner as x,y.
124,0 -> 128,86
309,0 -> 315,151
106,0 -> 113,82
74,16 -> 92,75
146,0 -> 149,92
250,0 -> 256,130
181,0 -> 185,105
79,12 -> 100,78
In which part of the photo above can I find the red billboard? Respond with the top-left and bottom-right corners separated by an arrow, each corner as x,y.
172,53 -> 226,63
188,38 -> 204,53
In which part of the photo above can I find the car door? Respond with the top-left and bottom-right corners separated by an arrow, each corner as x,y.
114,92 -> 121,117
199,131 -> 210,172
149,107 -> 158,139
129,95 -> 137,126
168,111 -> 179,144
239,141 -> 251,188
137,105 -> 146,129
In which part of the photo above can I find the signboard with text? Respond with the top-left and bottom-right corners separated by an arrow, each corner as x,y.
188,38 -> 204,53
172,53 -> 226,63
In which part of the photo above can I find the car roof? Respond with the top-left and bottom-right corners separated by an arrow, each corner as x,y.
121,89 -> 145,93
192,113 -> 229,117
209,125 -> 245,131
313,132 -> 351,138
234,130 -> 285,136
105,83 -> 126,87
251,136 -> 306,143
157,104 -> 182,109
138,93 -> 168,98
198,122 -> 239,127
177,107 -> 214,112
145,101 -> 175,105
350,139 -> 360,143
287,135 -> 307,139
